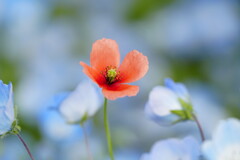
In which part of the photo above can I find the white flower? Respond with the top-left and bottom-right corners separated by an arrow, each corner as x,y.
59,80 -> 103,123
140,136 -> 201,160
0,80 -> 15,135
202,118 -> 240,160
145,78 -> 192,125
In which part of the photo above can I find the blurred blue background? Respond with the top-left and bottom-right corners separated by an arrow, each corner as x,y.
0,0 -> 239,159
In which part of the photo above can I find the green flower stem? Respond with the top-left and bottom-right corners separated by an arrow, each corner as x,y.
16,134 -> 35,160
104,98 -> 114,160
192,113 -> 205,142
81,124 -> 93,160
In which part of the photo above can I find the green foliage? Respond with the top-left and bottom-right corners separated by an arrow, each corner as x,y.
227,105 -> 240,119
0,55 -> 19,85
165,54 -> 210,82
169,58 -> 209,82
80,113 -> 88,126
51,4 -> 79,19
126,0 -> 175,21
18,117 -> 42,142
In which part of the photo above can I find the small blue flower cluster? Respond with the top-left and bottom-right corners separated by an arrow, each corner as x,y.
1,78 -> 240,160
143,78 -> 240,160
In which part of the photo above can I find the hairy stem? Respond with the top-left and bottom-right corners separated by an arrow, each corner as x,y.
104,98 -> 114,160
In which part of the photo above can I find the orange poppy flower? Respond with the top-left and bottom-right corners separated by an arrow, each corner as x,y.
80,38 -> 149,100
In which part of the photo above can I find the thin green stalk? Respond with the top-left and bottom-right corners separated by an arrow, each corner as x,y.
104,98 -> 114,160
81,124 -> 93,160
192,113 -> 205,142
16,134 -> 35,160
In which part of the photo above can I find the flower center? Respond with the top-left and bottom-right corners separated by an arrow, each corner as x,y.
218,144 -> 240,160
107,69 -> 117,83
103,66 -> 120,84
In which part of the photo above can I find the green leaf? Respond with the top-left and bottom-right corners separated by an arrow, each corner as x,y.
10,120 -> 21,135
80,113 -> 88,126
179,98 -> 193,112
186,111 -> 194,120
171,108 -> 194,123
171,110 -> 187,119
171,118 -> 187,125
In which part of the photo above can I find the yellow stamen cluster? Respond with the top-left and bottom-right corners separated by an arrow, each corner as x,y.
102,66 -> 121,84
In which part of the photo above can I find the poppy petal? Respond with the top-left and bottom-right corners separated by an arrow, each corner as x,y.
118,50 -> 149,83
90,38 -> 120,72
102,84 -> 139,100
80,62 -> 106,86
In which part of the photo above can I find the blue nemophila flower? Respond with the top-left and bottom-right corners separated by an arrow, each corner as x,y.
202,118 -> 240,160
39,103 -> 82,142
164,78 -> 190,103
145,85 -> 182,125
145,78 -> 193,125
0,80 -> 15,135
140,136 -> 201,160
0,81 -> 34,160
59,80 -> 103,124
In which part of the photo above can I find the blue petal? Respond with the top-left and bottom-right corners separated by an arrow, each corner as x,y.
145,102 -> 179,126
202,118 -> 240,160
4,83 -> 14,122
45,92 -> 70,109
0,80 -> 11,107
0,81 -> 14,135
0,108 -> 12,135
59,80 -> 103,123
183,136 -> 202,159
164,78 -> 189,102
38,106 -> 82,142
145,136 -> 200,160
140,154 -> 150,160
214,118 -> 240,146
